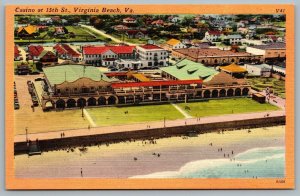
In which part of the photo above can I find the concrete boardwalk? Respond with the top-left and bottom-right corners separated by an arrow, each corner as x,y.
14,110 -> 285,143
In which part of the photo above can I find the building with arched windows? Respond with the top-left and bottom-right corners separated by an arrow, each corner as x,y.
172,48 -> 263,66
40,63 -> 250,110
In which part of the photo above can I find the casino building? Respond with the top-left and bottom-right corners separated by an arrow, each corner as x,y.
40,62 -> 250,110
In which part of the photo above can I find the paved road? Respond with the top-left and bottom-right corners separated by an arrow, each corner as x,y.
15,110 -> 285,143
80,24 -> 136,46
250,89 -> 286,110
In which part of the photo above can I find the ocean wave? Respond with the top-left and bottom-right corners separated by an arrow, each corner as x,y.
130,146 -> 285,179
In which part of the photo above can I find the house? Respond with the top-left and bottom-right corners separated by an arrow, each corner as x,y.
53,44 -> 81,62
17,25 -> 39,37
51,16 -> 61,24
54,27 -> 67,35
14,45 -> 22,61
244,64 -> 271,77
136,44 -> 169,67
28,45 -> 44,61
124,30 -> 147,39
166,38 -> 186,50
15,63 -> 31,75
204,31 -> 222,42
123,17 -> 137,24
168,16 -> 181,23
223,34 -> 242,45
113,25 -> 129,31
237,27 -> 249,35
151,20 -> 165,27
39,17 -> 53,25
38,50 -> 58,64
82,45 -> 136,66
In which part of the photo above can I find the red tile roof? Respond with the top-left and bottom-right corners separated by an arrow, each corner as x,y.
83,45 -> 135,55
105,72 -> 128,77
123,17 -> 136,21
54,44 -> 80,57
14,45 -> 20,57
151,20 -> 164,25
111,79 -> 202,88
208,30 -> 222,36
139,44 -> 163,50
28,45 -> 44,57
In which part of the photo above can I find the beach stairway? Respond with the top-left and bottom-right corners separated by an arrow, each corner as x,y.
28,140 -> 42,156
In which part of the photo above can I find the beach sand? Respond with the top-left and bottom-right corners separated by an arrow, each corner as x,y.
15,126 -> 285,178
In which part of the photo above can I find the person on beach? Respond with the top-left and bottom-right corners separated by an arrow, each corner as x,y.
80,168 -> 83,177
232,150 -> 234,155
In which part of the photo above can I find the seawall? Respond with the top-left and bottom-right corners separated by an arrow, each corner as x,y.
14,116 -> 285,155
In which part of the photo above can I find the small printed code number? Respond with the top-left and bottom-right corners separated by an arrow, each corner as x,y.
276,179 -> 285,183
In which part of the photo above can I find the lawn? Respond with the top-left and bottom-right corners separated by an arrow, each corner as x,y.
177,98 -> 280,117
247,77 -> 285,98
87,104 -> 184,126
15,109 -> 89,135
15,26 -> 109,43
273,21 -> 285,28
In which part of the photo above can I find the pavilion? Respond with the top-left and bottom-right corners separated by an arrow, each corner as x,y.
219,63 -> 247,78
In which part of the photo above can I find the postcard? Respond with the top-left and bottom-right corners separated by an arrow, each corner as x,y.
5,4 -> 294,189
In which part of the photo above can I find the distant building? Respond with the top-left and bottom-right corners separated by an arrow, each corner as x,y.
136,44 -> 169,67
54,27 -> 67,35
172,48 -> 263,65
244,64 -> 271,77
204,31 -> 223,42
151,20 -> 165,27
166,38 -> 186,50
38,50 -> 58,64
28,45 -> 44,61
113,25 -> 129,31
122,17 -> 137,24
246,43 -> 286,60
14,45 -> 22,61
223,34 -> 242,45
124,30 -> 147,39
16,25 -> 39,37
15,63 -> 30,75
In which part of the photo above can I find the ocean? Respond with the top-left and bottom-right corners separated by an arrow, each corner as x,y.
131,146 -> 285,178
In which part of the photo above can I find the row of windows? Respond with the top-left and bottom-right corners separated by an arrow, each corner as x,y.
57,86 -> 108,93
138,50 -> 167,56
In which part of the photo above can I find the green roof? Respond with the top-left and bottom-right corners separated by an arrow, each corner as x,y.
160,59 -> 218,81
43,65 -> 111,85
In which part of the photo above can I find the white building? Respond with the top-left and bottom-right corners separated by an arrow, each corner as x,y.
223,34 -> 242,45
82,45 -> 136,66
137,44 -> 169,67
204,31 -> 222,42
244,64 -> 271,77
166,38 -> 187,50
114,59 -> 143,70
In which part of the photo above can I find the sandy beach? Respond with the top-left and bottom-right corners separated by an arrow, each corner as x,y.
15,126 -> 285,178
